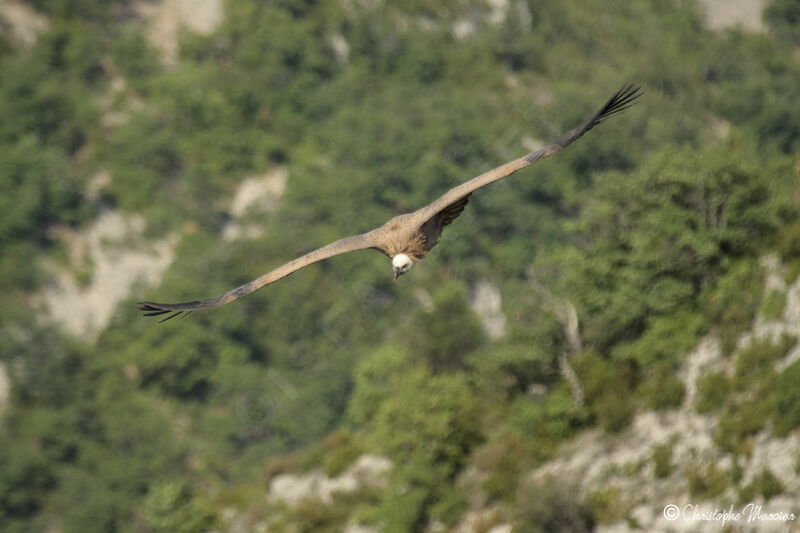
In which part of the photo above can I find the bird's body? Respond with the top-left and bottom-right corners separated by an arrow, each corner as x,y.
140,85 -> 642,322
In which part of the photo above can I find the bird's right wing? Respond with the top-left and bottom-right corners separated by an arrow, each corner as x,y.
138,232 -> 378,322
411,84 -> 642,227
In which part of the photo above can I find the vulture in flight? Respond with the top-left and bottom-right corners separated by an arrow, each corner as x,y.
139,84 -> 641,322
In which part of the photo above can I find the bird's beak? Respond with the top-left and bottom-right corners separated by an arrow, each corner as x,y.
393,268 -> 400,280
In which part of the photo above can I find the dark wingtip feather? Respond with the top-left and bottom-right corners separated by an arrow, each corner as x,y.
546,84 -> 643,154
138,301 -> 187,323
143,310 -> 170,317
595,84 -> 642,124
137,294 -> 222,322
158,311 -> 184,323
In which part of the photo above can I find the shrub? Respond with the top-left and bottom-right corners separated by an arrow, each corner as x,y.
714,399 -> 770,456
320,431 -> 363,478
760,289 -> 787,320
739,469 -> 785,503
703,260 -> 763,355
695,371 -> 730,414
592,389 -> 636,432
732,335 -> 795,393
686,462 -> 729,501
778,219 -> 800,259
772,358 -> 800,436
514,478 -> 594,533
574,351 -> 636,432
585,486 -> 630,525
756,469 -> 785,501
475,434 -> 528,502
638,361 -> 686,411
143,481 -> 217,533
652,438 -> 677,479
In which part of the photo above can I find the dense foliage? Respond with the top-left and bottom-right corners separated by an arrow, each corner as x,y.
2,0 -> 800,530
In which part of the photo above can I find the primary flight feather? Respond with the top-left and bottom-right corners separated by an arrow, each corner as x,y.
139,84 -> 642,322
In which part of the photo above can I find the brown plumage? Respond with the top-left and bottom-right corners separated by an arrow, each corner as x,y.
139,84 -> 642,322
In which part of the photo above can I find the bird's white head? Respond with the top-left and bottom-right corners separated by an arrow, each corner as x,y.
392,253 -> 415,280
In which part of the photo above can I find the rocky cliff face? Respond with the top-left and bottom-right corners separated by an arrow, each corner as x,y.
43,210 -> 177,340
134,0 -> 223,65
523,260 -> 800,533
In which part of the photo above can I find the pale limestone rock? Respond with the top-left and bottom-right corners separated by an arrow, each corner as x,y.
698,0 -> 767,33
222,168 -> 288,241
0,1 -> 48,47
43,210 -> 177,341
268,455 -> 391,507
470,280 -> 506,339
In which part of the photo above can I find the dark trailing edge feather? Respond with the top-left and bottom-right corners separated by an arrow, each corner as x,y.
440,194 -> 471,227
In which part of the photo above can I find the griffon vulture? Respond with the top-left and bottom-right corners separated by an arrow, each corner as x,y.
139,84 -> 641,322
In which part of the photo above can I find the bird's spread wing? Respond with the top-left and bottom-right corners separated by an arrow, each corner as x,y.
138,232 -> 377,321
140,85 -> 640,321
411,84 -> 642,227
419,193 -> 472,253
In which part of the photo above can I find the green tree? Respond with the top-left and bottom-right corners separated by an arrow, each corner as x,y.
143,481 -> 217,533
554,143 -> 791,351
350,350 -> 480,529
405,280 -> 486,372
765,0 -> 800,45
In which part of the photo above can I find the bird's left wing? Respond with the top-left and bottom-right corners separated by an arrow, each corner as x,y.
410,84 -> 642,228
138,232 -> 378,322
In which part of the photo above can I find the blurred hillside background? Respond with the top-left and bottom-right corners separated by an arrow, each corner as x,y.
2,0 -> 800,531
